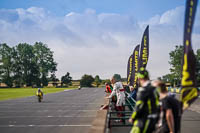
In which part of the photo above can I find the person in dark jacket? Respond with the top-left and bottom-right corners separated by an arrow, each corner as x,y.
129,86 -> 137,100
157,82 -> 182,133
129,67 -> 160,133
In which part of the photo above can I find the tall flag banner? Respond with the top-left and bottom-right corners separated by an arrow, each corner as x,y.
133,45 -> 140,88
139,25 -> 149,69
127,45 -> 140,86
127,54 -> 134,85
181,0 -> 199,110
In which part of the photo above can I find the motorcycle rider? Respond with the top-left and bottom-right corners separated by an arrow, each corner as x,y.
129,67 -> 160,133
36,88 -> 43,102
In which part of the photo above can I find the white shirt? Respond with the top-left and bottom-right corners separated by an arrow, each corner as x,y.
109,82 -> 124,98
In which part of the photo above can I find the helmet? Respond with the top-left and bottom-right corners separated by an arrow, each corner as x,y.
137,67 -> 149,79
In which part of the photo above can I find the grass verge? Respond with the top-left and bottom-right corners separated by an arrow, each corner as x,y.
0,87 -> 76,101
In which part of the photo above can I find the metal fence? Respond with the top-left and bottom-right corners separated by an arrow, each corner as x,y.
106,91 -> 136,128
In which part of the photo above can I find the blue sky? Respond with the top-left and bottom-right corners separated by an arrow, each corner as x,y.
0,0 -> 200,79
0,0 -> 185,20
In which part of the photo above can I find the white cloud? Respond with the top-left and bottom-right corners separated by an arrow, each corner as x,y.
160,6 -> 184,25
139,6 -> 200,79
0,6 -> 200,80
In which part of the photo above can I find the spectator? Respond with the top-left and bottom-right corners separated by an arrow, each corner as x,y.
100,83 -> 113,110
156,81 -> 182,133
129,86 -> 137,100
124,85 -> 130,93
108,74 -> 125,121
105,82 -> 113,93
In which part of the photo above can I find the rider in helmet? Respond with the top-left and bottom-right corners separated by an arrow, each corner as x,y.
129,68 -> 160,133
36,88 -> 43,97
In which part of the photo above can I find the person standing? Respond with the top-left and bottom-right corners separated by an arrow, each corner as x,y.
157,82 -> 182,133
108,74 -> 125,120
105,82 -> 113,93
129,67 -> 160,133
129,86 -> 137,100
100,83 -> 113,110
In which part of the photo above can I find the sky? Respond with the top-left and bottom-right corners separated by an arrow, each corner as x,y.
0,0 -> 200,80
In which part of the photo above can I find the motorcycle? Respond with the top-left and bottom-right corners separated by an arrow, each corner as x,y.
36,92 -> 43,102
78,86 -> 81,90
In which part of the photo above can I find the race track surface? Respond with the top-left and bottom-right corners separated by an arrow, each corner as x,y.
0,87 -> 105,133
110,95 -> 200,133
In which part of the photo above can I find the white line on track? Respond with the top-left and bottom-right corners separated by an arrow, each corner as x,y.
0,103 -> 102,105
0,115 -> 96,118
0,105 -> 100,108
0,110 -> 97,112
0,125 -> 91,127
64,89 -> 73,92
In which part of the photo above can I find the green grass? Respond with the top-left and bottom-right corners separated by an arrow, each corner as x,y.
0,87 -> 76,101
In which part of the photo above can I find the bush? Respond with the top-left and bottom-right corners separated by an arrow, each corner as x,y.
80,74 -> 94,87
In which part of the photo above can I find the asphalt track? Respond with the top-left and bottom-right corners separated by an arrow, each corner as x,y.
111,96 -> 200,133
181,98 -> 200,133
0,87 -> 105,133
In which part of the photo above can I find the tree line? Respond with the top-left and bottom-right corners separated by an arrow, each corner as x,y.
80,74 -> 102,87
161,45 -> 200,87
59,74 -> 103,88
0,42 -> 105,88
0,42 -> 57,87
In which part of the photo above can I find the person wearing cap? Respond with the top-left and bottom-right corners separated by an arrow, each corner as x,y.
129,67 -> 160,133
108,74 -> 126,120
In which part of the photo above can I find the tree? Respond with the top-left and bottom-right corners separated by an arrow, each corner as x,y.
94,75 -> 101,87
195,49 -> 200,86
33,42 -> 57,86
14,43 -> 40,87
168,45 -> 183,86
49,73 -> 59,87
0,42 -> 57,87
163,45 -> 200,86
12,47 -> 24,87
61,72 -> 72,86
0,43 -> 14,87
80,74 -> 94,87
0,62 -> 3,86
161,74 -> 176,86
102,79 -> 111,85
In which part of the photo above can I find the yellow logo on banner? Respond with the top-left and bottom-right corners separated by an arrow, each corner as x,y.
181,87 -> 198,109
142,35 -> 148,65
133,51 -> 139,88
144,35 -> 147,46
187,0 -> 194,33
127,57 -> 133,84
135,51 -> 139,72
181,54 -> 193,86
